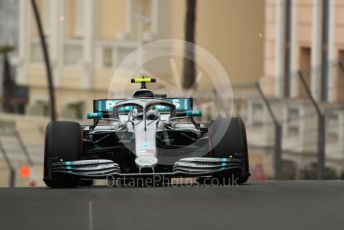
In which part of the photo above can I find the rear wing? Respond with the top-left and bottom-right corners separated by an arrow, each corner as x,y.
93,98 -> 193,117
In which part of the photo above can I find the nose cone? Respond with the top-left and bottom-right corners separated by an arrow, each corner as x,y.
135,156 -> 158,169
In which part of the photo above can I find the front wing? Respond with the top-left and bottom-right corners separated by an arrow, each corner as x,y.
49,156 -> 244,179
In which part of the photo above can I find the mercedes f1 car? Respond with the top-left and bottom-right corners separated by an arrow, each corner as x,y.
43,77 -> 250,187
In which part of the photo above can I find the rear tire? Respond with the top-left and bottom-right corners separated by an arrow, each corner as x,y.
207,117 -> 250,185
43,121 -> 82,188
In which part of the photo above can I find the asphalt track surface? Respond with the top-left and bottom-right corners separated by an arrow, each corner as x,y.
0,181 -> 344,230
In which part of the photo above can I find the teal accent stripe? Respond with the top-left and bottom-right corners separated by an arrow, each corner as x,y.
98,101 -> 102,112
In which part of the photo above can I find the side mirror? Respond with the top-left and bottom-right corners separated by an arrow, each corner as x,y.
87,112 -> 103,119
185,110 -> 202,117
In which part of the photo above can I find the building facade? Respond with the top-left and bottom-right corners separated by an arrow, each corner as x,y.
263,0 -> 344,101
17,0 -> 264,119
245,0 -> 344,179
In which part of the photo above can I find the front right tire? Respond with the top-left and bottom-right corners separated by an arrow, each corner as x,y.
207,117 -> 250,184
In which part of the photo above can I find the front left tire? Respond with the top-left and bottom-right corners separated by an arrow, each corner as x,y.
43,121 -> 82,188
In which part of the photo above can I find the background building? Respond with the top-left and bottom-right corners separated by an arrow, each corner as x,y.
17,0 -> 264,119
244,0 -> 344,179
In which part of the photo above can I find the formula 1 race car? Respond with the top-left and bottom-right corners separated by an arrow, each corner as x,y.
43,77 -> 250,187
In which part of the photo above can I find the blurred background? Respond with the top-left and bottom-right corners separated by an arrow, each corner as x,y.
0,0 -> 343,187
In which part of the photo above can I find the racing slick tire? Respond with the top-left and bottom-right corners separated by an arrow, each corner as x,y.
43,121 -> 82,188
205,117 -> 250,185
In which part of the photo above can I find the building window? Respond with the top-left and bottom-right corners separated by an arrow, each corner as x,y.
30,41 -> 44,63
29,100 -> 50,117
337,50 -> 344,103
283,0 -> 292,97
326,112 -> 339,144
74,0 -> 84,38
103,47 -> 113,68
298,47 -> 311,99
286,107 -> 300,136
320,0 -> 330,102
249,102 -> 264,127
65,101 -> 85,119
64,42 -> 82,65
42,0 -> 50,36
